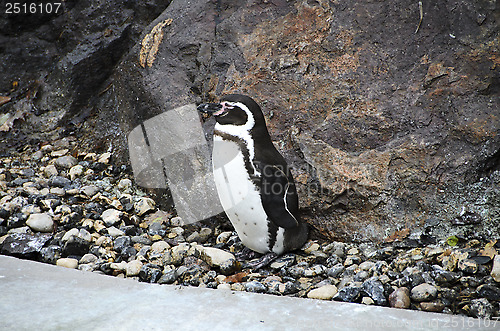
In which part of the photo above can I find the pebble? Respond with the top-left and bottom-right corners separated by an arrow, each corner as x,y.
389,287 -> 411,309
457,258 -> 478,274
158,269 -> 177,284
69,165 -> 84,180
98,152 -> 111,164
327,264 -> 345,278
117,178 -> 132,191
216,231 -> 233,244
411,283 -> 437,301
362,278 -> 387,305
477,284 -> 500,301
361,297 -> 375,305
139,264 -> 162,283
79,253 -> 98,264
197,246 -> 236,269
469,298 -> 495,319
304,264 -> 327,277
49,176 -> 71,188
307,285 -> 338,300
107,226 -> 125,237
54,155 -> 78,169
420,301 -> 445,312
101,209 -> 123,226
333,285 -> 361,302
217,283 -> 232,290
303,241 -> 320,254
359,261 -> 376,271
245,281 -> 267,293
51,149 -> 68,157
80,185 -> 99,197
170,216 -> 183,226
56,258 -> 78,269
270,254 -> 296,270
43,164 -> 58,178
151,240 -> 170,253
62,228 -> 92,242
26,213 -> 54,232
134,197 -> 155,216
491,255 -> 500,282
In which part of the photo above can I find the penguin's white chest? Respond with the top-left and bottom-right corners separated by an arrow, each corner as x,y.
212,135 -> 271,254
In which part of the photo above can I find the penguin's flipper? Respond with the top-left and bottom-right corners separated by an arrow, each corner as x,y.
259,163 -> 300,229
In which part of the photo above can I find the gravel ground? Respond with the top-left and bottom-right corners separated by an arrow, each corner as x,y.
0,136 -> 499,320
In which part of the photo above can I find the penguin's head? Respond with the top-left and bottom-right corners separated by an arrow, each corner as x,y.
197,94 -> 265,128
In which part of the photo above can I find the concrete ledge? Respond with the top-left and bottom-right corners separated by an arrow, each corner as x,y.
0,255 -> 494,330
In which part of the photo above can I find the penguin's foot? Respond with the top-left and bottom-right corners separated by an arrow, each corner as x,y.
235,247 -> 259,261
242,252 -> 278,270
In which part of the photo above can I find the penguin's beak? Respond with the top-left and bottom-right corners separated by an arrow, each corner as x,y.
197,103 -> 222,115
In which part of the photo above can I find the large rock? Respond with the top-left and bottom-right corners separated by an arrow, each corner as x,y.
111,0 -> 499,242
0,0 -> 170,151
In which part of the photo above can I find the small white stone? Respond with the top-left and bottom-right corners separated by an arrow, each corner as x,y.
217,283 -> 232,290
107,226 -> 125,237
491,255 -> 500,282
303,242 -> 320,254
80,185 -> 99,197
362,297 -> 375,305
84,152 -> 97,161
50,187 -> 66,196
69,164 -> 84,180
170,216 -> 183,226
40,144 -> 54,153
126,260 -> 143,277
307,285 -> 338,300
347,247 -> 359,255
196,246 -> 235,268
110,261 -> 127,271
56,258 -> 78,269
359,261 -> 376,271
26,213 -> 54,233
216,231 -> 233,244
21,204 -> 41,215
51,149 -> 68,157
151,241 -> 170,253
134,197 -> 155,216
170,243 -> 193,264
78,228 -> 92,242
98,152 -> 111,164
117,178 -> 132,190
62,228 -> 80,242
93,220 -> 107,233
304,264 -> 327,277
8,226 -> 30,234
23,186 -> 40,195
95,235 -> 113,247
42,164 -> 58,178
101,209 -> 123,226
79,254 -> 98,264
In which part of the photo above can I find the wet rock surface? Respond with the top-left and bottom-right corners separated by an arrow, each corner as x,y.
0,139 -> 499,320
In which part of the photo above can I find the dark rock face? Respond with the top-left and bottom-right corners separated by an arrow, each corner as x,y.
1,0 -> 499,242
112,0 -> 500,242
0,0 -> 171,150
